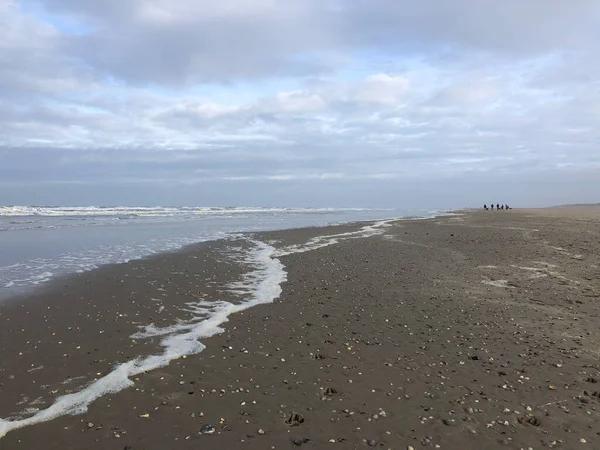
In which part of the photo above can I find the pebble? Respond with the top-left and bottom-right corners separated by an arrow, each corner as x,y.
201,424 -> 215,435
367,440 -> 377,447
580,438 -> 587,444
258,429 -> 265,435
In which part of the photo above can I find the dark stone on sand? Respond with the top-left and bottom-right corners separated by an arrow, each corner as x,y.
201,424 -> 216,434
442,419 -> 452,426
586,377 -> 598,383
367,439 -> 377,447
293,439 -> 303,446
471,355 -> 480,360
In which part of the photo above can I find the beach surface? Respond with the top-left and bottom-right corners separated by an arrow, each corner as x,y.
1,208 -> 600,449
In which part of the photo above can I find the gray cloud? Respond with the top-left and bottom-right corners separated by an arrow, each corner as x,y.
26,0 -> 600,85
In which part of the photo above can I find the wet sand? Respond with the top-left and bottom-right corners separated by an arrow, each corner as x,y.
1,209 -> 600,449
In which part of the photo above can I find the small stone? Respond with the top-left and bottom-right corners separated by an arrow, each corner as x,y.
258,429 -> 265,435
367,440 -> 377,447
549,385 -> 557,390
139,413 -> 150,418
329,439 -> 336,443
293,440 -> 303,446
408,447 -> 415,450
87,422 -> 94,429
201,424 -> 215,434
580,438 -> 587,444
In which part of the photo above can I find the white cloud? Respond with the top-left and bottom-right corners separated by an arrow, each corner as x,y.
351,74 -> 410,104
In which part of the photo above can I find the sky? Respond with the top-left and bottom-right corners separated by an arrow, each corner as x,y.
1,0 -> 599,208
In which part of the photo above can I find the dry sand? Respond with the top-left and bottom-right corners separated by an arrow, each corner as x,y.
1,209 -> 600,449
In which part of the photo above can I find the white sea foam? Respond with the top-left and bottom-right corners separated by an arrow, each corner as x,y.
274,219 -> 394,257
0,240 -> 285,439
0,205 -> 380,217
0,219 -> 395,439
4,272 -> 54,288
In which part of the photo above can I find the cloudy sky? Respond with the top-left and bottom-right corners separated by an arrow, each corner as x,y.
1,0 -> 599,208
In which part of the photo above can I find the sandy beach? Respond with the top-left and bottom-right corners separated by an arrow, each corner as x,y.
1,208 -> 600,449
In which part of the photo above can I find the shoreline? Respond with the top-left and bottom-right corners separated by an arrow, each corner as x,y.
0,213 -> 431,303
0,218 -> 401,440
1,208 -> 599,448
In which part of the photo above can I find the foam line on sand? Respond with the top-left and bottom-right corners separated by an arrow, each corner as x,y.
0,220 -> 392,439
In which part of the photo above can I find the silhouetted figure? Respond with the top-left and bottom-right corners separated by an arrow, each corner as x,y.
484,204 -> 488,210
500,204 -> 504,210
496,203 -> 500,210
506,204 -> 510,210
491,204 -> 494,210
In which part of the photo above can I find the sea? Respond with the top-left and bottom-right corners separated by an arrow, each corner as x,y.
0,205 -> 427,297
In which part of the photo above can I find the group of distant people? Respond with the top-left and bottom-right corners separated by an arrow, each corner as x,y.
484,203 -> 510,210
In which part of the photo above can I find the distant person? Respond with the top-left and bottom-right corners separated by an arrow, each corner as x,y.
491,204 -> 494,210
497,203 -> 500,210
484,204 -> 488,210
500,204 -> 504,210
506,204 -> 510,210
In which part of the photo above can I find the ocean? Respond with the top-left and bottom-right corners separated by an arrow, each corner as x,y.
0,205 -> 425,297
